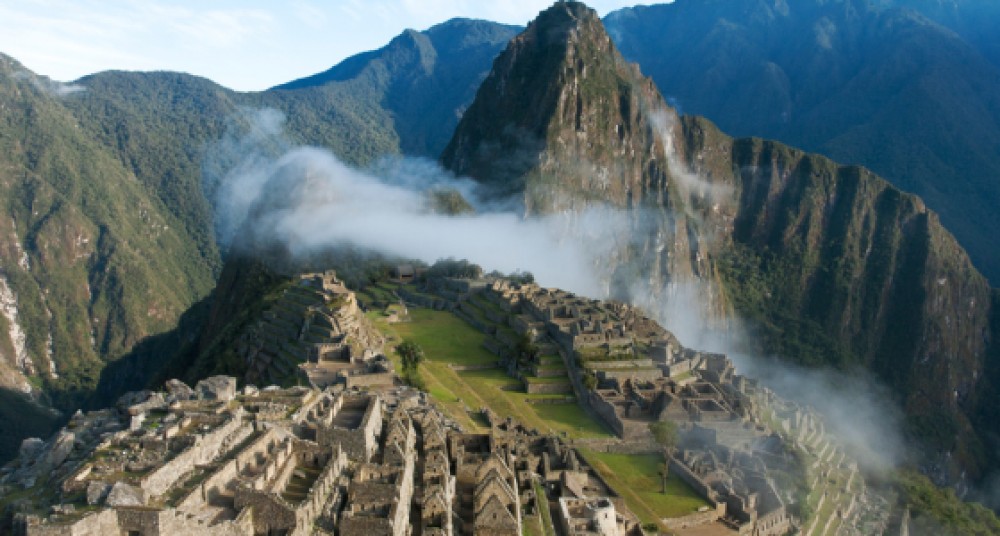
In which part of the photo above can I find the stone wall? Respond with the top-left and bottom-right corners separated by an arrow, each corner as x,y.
532,365 -> 567,378
597,440 -> 660,456
318,394 -> 382,462
454,305 -> 492,333
586,359 -> 655,369
482,336 -> 510,359
234,488 -> 297,535
22,509 -> 118,536
664,359 -> 693,377
140,409 -> 250,497
661,504 -> 725,531
481,307 -> 508,325
595,368 -> 663,383
525,397 -> 576,406
157,507 -> 253,535
344,372 -> 394,389
206,428 -> 283,500
245,438 -> 294,491
587,391 -> 625,437
397,288 -> 448,310
669,457 -> 716,503
525,381 -> 574,395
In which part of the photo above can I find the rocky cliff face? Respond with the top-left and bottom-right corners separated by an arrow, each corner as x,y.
442,1 -> 998,479
687,121 -> 994,477
442,2 -> 728,307
604,0 -> 1000,284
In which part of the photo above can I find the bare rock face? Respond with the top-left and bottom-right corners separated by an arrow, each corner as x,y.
106,481 -> 147,507
195,375 -> 237,401
37,431 -> 74,474
12,430 -> 76,488
116,390 -> 153,412
165,379 -> 196,402
18,438 -> 44,464
87,481 -> 112,505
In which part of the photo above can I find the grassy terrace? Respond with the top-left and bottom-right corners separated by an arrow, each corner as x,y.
471,295 -> 509,320
577,449 -> 712,527
357,283 -> 398,306
372,308 -> 611,439
538,355 -> 563,365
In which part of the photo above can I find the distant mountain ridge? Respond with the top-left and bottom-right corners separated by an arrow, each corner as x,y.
273,18 -> 520,158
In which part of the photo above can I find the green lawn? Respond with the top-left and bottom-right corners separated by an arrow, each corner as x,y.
375,308 -> 612,439
577,449 -> 711,524
393,309 -> 497,367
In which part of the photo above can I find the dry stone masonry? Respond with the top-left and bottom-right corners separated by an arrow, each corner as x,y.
2,273 -> 899,535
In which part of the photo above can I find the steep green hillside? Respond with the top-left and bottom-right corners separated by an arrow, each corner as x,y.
0,55 -> 230,460
605,0 -> 1000,283
443,1 -> 999,482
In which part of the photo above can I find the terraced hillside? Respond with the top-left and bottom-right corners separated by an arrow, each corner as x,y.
232,272 -> 383,387
359,280 -> 603,440
354,272 -> 890,533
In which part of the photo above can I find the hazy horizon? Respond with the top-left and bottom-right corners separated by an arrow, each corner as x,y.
0,0 -> 655,91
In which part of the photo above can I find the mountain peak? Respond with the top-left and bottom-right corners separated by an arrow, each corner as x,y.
530,1 -> 603,44
441,1 -> 670,211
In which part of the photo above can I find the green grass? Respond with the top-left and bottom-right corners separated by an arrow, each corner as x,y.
375,308 -> 611,439
533,480 -> 557,536
393,309 -> 497,367
577,449 -> 711,524
428,384 -> 459,403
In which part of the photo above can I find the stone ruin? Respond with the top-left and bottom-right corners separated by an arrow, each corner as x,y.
392,275 -> 800,535
236,271 -> 392,391
6,375 -> 651,536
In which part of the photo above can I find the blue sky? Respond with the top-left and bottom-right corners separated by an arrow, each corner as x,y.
0,0 -> 649,91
